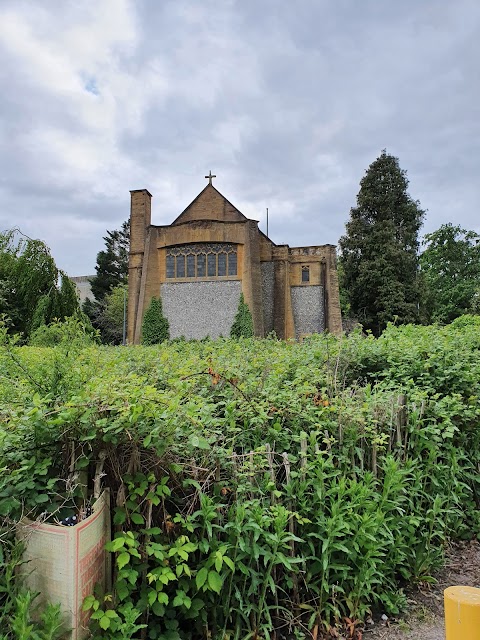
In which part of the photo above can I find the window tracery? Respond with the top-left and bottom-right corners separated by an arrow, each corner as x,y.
166,243 -> 238,279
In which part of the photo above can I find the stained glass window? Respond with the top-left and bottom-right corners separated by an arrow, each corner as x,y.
197,254 -> 206,277
228,252 -> 237,276
166,255 -> 175,278
187,254 -> 196,277
217,253 -> 227,276
207,253 -> 216,277
176,255 -> 185,278
166,243 -> 238,279
302,266 -> 310,282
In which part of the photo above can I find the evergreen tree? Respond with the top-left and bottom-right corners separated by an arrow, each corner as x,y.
230,293 -> 254,338
90,221 -> 129,301
339,151 -> 424,335
141,297 -> 169,345
420,224 -> 480,324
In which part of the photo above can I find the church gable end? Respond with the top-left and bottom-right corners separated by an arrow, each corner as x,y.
171,184 -> 247,225
127,177 -> 342,344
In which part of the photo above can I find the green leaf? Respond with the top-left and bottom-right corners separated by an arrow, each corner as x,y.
108,537 -> 125,552
152,600 -> 165,616
117,552 -> 130,570
173,592 -> 185,607
131,512 -> 144,525
207,570 -> 222,594
189,435 -> 211,450
116,579 -> 130,601
99,615 -> 111,630
82,595 -> 96,612
196,567 -> 208,589
113,509 -> 127,525
76,457 -> 90,469
145,527 -> 162,536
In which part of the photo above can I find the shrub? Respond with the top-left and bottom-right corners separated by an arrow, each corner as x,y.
28,315 -> 98,347
3,322 -> 480,638
230,293 -> 254,338
141,296 -> 169,345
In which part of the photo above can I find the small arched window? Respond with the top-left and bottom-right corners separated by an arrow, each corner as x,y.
302,266 -> 310,283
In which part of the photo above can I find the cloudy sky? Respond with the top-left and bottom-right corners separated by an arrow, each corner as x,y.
0,0 -> 479,276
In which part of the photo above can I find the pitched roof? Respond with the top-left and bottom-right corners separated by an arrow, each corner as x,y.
171,183 -> 248,225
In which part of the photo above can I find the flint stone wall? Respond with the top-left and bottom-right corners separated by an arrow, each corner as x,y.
161,281 -> 241,339
291,286 -> 325,339
261,262 -> 275,335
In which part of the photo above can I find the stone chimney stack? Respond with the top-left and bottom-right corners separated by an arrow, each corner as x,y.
128,189 -> 152,343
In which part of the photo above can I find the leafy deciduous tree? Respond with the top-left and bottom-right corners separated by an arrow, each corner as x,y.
420,224 -> 480,324
0,229 -> 81,339
86,283 -> 128,345
339,150 -> 425,335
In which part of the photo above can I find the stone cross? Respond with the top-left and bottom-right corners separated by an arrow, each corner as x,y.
205,170 -> 216,185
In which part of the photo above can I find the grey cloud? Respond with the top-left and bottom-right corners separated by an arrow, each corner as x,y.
0,0 -> 479,277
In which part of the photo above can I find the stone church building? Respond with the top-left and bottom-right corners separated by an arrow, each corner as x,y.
127,176 -> 342,344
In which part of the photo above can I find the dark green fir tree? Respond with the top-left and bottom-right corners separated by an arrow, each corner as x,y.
339,150 -> 425,335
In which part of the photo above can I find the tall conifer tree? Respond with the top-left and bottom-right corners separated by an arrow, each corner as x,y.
90,221 -> 129,301
339,151 -> 424,335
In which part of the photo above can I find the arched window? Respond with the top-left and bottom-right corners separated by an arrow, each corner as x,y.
302,266 -> 310,283
166,243 -> 238,279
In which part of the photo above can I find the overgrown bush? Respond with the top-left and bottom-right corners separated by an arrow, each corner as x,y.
29,315 -> 98,348
141,296 -> 169,345
1,318 -> 480,638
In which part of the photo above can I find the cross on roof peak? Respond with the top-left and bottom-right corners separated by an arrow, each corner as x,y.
205,170 -> 216,185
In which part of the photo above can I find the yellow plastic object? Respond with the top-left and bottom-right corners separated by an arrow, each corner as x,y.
445,586 -> 480,639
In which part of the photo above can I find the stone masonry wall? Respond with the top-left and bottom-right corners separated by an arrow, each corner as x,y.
291,286 -> 325,339
160,280 -> 241,339
261,262 -> 274,335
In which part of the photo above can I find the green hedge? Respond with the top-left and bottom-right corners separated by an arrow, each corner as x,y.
1,318 -> 480,638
